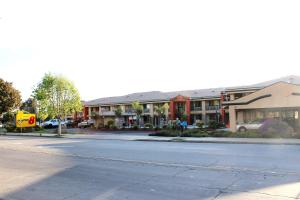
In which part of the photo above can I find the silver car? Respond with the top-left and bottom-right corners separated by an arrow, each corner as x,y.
237,119 -> 264,132
78,119 -> 94,128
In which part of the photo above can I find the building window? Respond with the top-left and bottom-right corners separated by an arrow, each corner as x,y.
191,101 -> 202,111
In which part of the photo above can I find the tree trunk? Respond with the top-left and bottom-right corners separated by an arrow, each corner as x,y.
58,120 -> 62,136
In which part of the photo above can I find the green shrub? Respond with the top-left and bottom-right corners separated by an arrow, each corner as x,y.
181,114 -> 188,121
111,125 -> 118,130
149,128 -> 300,139
209,131 -> 231,137
144,123 -> 153,129
208,121 -> 218,129
4,122 -> 16,132
34,126 -> 44,131
258,119 -> 295,137
150,130 -> 209,137
154,127 -> 162,131
107,120 -> 115,128
208,121 -> 225,129
233,131 -> 261,138
196,122 -> 204,129
2,112 -> 15,123
149,130 -> 178,137
132,125 -> 139,130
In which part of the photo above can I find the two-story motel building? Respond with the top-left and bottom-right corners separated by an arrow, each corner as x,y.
82,75 -> 300,132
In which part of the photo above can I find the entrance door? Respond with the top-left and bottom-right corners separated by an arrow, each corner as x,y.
175,102 -> 186,119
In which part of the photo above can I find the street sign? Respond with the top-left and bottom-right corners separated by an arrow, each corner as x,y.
16,111 -> 36,128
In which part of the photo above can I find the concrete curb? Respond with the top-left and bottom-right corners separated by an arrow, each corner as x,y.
134,139 -> 300,145
0,133 -> 62,138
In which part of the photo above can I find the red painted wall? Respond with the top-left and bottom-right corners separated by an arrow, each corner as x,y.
84,107 -> 89,120
169,95 -> 191,124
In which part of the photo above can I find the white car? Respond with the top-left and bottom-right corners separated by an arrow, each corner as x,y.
78,119 -> 94,128
42,119 -> 66,128
237,120 -> 264,132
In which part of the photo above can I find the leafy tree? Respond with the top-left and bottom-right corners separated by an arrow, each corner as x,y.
20,98 -> 37,114
91,111 -> 101,129
0,78 -> 21,115
154,103 -> 169,127
33,73 -> 82,135
114,106 -> 123,128
182,113 -> 188,121
114,106 -> 123,118
131,101 -> 143,126
2,112 -> 15,124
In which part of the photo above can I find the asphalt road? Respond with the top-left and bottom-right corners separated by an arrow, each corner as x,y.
1,136 -> 300,200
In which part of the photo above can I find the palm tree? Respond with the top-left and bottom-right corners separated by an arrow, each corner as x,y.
114,106 -> 123,128
154,103 -> 169,128
91,112 -> 101,128
131,101 -> 143,127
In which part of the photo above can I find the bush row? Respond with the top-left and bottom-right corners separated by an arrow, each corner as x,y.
149,129 -> 300,138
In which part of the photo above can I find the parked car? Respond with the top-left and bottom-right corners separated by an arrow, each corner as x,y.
78,119 -> 94,128
42,119 -> 66,128
237,119 -> 265,132
64,117 -> 74,127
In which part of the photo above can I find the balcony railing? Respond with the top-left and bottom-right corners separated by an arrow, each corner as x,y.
205,105 -> 221,110
191,107 -> 202,111
143,108 -> 150,113
125,109 -> 134,113
100,111 -> 115,116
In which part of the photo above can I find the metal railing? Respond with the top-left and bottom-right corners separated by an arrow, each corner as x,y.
191,107 -> 202,111
100,111 -> 115,116
125,109 -> 134,113
205,105 -> 221,110
143,108 -> 150,113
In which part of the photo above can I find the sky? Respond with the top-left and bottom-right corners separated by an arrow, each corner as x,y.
0,0 -> 300,101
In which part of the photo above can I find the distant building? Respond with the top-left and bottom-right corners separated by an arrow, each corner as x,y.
83,75 -> 300,132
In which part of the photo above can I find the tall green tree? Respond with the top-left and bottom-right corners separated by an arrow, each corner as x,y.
0,78 -> 21,115
114,106 -> 123,128
154,103 -> 169,127
33,73 -> 82,135
131,101 -> 143,126
20,98 -> 37,114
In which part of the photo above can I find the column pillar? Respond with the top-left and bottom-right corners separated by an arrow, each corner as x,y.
186,99 -> 191,124
84,107 -> 89,120
149,104 -> 154,125
169,100 -> 175,120
88,107 -> 92,119
202,101 -> 206,124
229,106 -> 237,132
220,92 -> 225,123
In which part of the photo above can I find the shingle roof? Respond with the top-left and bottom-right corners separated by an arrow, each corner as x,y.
225,75 -> 300,91
84,88 -> 224,106
84,91 -> 169,106
84,75 -> 300,106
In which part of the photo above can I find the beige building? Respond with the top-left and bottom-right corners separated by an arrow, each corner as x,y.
83,75 -> 300,132
224,82 -> 300,132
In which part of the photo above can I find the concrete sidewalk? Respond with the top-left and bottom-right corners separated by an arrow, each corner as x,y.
2,132 -> 300,145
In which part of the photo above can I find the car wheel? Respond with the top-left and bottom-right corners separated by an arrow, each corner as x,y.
238,126 -> 247,132
48,124 -> 53,129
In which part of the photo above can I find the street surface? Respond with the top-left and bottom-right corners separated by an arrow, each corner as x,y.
1,136 -> 300,200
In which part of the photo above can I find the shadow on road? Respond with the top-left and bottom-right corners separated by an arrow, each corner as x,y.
1,138 -> 300,200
